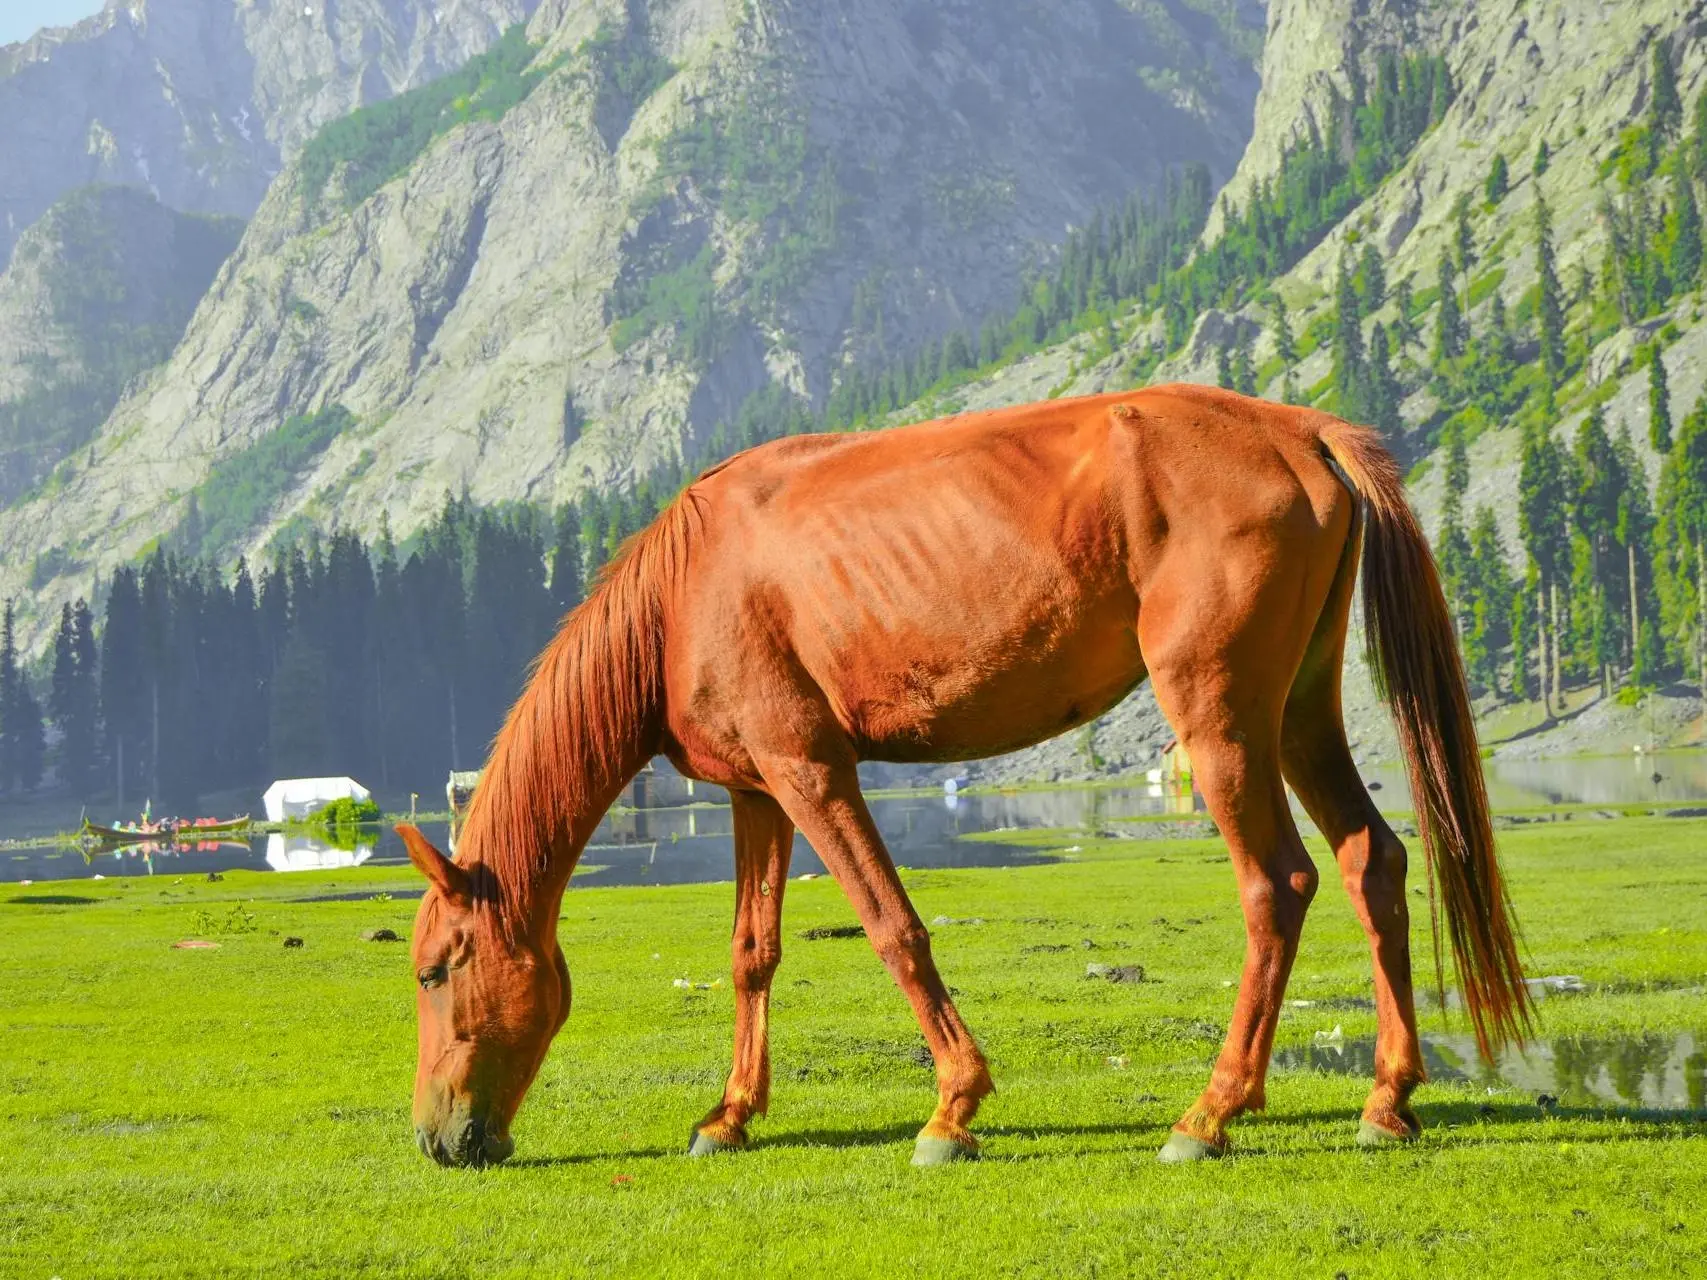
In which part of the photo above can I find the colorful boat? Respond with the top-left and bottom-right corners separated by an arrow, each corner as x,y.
81,814 -> 251,843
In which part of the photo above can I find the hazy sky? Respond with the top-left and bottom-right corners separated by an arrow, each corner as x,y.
1,0 -> 104,47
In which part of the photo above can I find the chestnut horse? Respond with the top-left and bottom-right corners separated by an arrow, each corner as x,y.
399,383 -> 1529,1169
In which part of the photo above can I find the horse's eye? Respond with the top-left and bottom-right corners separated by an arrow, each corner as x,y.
418,965 -> 447,989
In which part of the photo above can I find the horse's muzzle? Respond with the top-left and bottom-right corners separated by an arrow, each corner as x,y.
416,1115 -> 515,1168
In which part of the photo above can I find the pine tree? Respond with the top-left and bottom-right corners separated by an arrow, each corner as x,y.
100,567 -> 147,805
1694,87 -> 1707,177
0,600 -> 17,794
1650,346 -> 1675,454
1533,139 -> 1550,178
50,602 -> 100,798
1485,152 -> 1509,204
1391,276 -> 1418,353
1465,505 -> 1514,694
1215,339 -> 1234,390
1657,398 -> 1707,697
1355,241 -> 1386,312
269,632 -> 329,779
1438,420 -> 1473,631
1667,166 -> 1702,293
1432,254 -> 1465,365
1569,406 -> 1626,693
1451,193 -> 1477,276
550,504 -> 583,615
1519,420 -> 1570,712
1331,254 -> 1366,415
1651,38 -> 1682,140
1230,328 -> 1257,397
1270,296 -> 1298,402
1365,323 -> 1401,436
180,492 -> 203,557
1614,424 -> 1661,683
0,600 -> 44,795
1535,193 -> 1566,410
1429,57 -> 1452,124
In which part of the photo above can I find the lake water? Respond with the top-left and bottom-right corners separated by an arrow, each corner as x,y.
1274,1029 -> 1706,1112
7,751 -> 1706,886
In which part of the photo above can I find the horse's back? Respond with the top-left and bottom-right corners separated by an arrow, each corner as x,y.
662,386 -> 1357,771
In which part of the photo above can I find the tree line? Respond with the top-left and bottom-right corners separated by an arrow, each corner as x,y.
1245,39 -> 1707,711
3,494 -> 664,810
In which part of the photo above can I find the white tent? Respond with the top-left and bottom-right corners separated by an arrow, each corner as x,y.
262,776 -> 372,822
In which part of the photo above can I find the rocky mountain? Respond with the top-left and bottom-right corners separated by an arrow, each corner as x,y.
0,0 -> 542,267
0,185 -> 243,508
0,0 -> 1265,642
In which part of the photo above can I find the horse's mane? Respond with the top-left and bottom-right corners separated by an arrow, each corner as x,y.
457,490 -> 702,922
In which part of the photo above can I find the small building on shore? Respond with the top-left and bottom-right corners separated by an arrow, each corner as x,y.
263,776 -> 372,822
447,770 -> 483,819
1145,739 -> 1193,787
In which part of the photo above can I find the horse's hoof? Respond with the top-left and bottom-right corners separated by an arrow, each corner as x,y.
688,1128 -> 743,1157
911,1135 -> 978,1166
1157,1131 -> 1224,1163
1357,1119 -> 1418,1149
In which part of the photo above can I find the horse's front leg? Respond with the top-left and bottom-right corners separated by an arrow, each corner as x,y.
690,789 -> 794,1154
757,750 -> 994,1166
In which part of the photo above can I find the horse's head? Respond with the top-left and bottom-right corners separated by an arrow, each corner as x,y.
398,824 -> 569,1168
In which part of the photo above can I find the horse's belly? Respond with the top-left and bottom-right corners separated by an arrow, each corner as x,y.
843,618 -> 1147,764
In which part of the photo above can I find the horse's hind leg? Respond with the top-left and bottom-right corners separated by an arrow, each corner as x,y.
1138,517 -> 1341,1160
1157,712 -> 1318,1160
1280,584 -> 1425,1145
1143,640 -> 1319,1159
691,789 -> 795,1155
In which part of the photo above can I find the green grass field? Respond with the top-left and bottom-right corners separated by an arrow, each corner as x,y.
4,819 -> 1705,1277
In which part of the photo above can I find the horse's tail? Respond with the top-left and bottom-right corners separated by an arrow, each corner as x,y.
1316,418 -> 1531,1061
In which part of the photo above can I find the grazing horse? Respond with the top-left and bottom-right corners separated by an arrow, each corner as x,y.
400,384 -> 1529,1169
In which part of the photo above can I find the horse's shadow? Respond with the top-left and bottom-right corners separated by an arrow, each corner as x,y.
505,1102 -> 1700,1168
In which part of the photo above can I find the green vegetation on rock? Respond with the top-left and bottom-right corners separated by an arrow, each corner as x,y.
186,405 -> 357,560
0,187 -> 243,505
296,24 -> 550,209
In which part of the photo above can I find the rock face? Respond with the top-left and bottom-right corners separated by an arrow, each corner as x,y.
0,185 -> 243,506
0,0 -> 542,267
0,0 -> 1264,640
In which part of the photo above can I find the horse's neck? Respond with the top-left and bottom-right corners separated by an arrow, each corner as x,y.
511,761 -> 648,938
467,523 -> 673,937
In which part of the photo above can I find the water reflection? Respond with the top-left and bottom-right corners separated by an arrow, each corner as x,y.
263,834 -> 373,872
8,750 -> 1707,885
1366,750 -> 1707,811
1274,1030 -> 1707,1111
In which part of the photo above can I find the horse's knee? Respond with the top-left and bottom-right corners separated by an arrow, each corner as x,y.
733,930 -> 782,991
871,919 -> 931,978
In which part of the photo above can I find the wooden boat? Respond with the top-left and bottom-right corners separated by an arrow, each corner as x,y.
81,814 -> 251,843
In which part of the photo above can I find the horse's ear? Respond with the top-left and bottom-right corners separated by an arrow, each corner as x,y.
396,824 -> 471,906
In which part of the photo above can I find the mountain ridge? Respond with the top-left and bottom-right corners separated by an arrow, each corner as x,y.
0,0 -> 542,267
0,0 -> 1266,646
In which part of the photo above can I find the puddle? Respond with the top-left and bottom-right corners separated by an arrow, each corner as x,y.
1274,1031 -> 1707,1111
